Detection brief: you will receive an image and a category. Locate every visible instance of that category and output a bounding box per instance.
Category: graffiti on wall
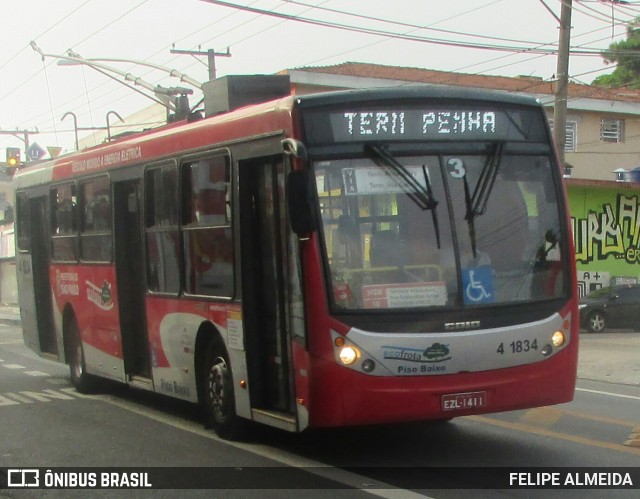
[577,270,610,298]
[571,193,640,264]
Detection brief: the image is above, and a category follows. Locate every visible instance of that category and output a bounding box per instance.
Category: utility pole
[0,129,39,152]
[553,0,572,167]
[170,46,231,81]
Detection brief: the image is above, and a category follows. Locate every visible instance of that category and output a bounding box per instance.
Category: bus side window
[54,185,76,233]
[79,176,112,262]
[145,165,180,294]
[16,192,31,251]
[182,154,234,297]
[51,183,78,261]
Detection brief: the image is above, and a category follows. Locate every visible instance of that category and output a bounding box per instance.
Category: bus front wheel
[202,341,245,440]
[68,317,97,393]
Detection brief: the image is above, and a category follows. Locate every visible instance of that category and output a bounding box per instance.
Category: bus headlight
[551,331,565,347]
[339,346,359,365]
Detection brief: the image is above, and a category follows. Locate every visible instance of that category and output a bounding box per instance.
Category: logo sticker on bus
[86,280,114,311]
[55,270,79,296]
[383,342,451,364]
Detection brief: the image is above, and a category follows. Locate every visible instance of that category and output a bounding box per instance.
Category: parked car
[579,284,640,333]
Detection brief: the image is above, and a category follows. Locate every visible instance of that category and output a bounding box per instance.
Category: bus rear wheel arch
[200,336,246,440]
[65,313,98,393]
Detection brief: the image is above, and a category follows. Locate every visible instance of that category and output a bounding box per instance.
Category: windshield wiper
[463,142,505,257]
[366,144,440,248]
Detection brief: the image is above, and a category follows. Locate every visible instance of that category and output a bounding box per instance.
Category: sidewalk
[0,304,20,326]
[577,331,640,387]
[0,307,637,386]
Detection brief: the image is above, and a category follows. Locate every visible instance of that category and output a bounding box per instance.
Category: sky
[2,0,639,158]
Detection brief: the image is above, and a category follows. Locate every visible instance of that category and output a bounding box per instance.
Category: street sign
[47,146,62,159]
[26,143,46,161]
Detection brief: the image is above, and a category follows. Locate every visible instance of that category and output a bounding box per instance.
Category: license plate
[441,391,487,412]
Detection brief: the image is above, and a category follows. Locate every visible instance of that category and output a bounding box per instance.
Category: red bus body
[14,86,578,436]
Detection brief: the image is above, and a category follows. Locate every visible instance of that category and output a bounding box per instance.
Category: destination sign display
[303,105,546,145]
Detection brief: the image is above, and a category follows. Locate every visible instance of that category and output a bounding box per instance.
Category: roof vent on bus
[202,75,291,117]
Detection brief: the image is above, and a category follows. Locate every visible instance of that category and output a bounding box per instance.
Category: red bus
[13,84,578,438]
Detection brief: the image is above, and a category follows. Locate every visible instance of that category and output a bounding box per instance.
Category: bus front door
[239,156,294,419]
[22,196,57,357]
[113,179,150,380]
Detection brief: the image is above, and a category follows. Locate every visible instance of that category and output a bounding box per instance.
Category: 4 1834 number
[497,339,538,355]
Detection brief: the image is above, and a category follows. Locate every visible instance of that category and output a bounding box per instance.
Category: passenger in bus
[56,192,75,234]
[336,214,361,265]
[369,230,403,268]
[332,215,360,307]
[92,195,110,230]
[195,188,228,226]
[531,229,562,297]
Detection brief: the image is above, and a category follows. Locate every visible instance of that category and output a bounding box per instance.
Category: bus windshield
[315,149,567,311]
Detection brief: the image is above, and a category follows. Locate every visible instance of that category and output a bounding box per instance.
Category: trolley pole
[553,0,572,167]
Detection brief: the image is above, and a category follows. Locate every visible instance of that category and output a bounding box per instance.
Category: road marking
[547,406,637,428]
[626,429,640,448]
[96,394,431,498]
[576,387,640,401]
[519,407,562,428]
[47,378,70,386]
[24,370,50,377]
[3,364,25,369]
[0,340,22,345]
[0,388,86,406]
[17,389,75,402]
[469,415,640,456]
[0,395,19,406]
[4,392,35,403]
[515,405,640,449]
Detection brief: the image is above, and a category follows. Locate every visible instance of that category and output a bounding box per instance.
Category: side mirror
[287,169,317,236]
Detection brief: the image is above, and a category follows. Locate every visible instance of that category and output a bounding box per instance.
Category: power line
[199,0,640,56]
[7,0,640,148]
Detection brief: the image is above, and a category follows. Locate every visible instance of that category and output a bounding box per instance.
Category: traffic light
[6,147,21,168]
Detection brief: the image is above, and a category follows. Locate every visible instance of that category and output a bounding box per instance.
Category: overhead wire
[7,0,272,138]
[2,0,182,148]
[0,0,155,148]
[8,0,640,148]
[0,0,95,73]
[277,0,506,69]
[199,0,626,55]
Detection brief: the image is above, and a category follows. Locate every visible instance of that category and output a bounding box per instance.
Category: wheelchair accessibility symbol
[461,266,495,305]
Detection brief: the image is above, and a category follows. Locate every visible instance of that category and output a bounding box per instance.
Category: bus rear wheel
[202,341,245,440]
[68,316,97,393]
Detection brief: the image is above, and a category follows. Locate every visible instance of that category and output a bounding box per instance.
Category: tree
[592,18,640,88]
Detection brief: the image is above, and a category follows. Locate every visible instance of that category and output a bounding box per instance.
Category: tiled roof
[294,62,640,103]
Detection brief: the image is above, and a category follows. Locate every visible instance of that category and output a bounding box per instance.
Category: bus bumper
[307,347,577,428]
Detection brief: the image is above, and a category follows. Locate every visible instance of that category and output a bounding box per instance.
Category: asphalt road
[0,323,638,498]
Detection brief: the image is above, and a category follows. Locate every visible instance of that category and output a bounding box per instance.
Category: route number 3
[447,158,465,178]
